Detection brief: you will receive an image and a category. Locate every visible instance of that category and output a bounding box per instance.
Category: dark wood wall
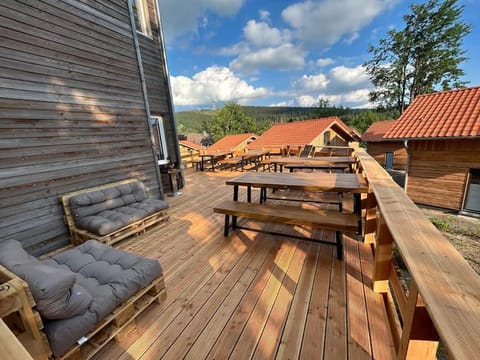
[407,139,480,211]
[366,142,408,170]
[0,0,169,254]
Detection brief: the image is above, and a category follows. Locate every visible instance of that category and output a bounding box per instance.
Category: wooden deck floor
[94,169,395,360]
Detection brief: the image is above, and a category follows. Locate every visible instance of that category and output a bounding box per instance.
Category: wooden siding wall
[366,142,408,170]
[0,0,163,254]
[407,139,480,211]
[139,0,180,169]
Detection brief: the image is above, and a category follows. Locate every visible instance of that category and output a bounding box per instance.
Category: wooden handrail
[356,149,480,360]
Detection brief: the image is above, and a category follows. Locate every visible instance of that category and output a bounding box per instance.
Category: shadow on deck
[94,169,395,360]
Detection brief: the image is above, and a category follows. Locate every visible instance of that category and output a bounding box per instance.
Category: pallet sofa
[60,179,169,246]
[0,239,166,359]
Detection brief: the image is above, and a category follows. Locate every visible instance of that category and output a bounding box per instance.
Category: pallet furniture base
[0,265,166,360]
[60,179,169,246]
[213,200,358,259]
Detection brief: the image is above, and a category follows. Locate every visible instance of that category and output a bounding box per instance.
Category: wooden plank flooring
[93,169,395,360]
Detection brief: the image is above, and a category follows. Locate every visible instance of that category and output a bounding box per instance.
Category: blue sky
[157,0,480,111]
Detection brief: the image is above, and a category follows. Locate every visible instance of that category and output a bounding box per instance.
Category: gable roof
[248,117,360,149]
[179,140,205,151]
[384,87,480,140]
[361,120,397,142]
[207,133,257,152]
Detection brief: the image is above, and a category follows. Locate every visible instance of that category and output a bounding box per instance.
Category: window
[385,152,394,170]
[150,116,169,165]
[464,169,480,213]
[323,131,331,145]
[132,0,151,36]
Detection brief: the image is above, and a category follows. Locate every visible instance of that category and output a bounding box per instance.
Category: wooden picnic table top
[268,156,357,165]
[201,151,233,159]
[226,172,368,193]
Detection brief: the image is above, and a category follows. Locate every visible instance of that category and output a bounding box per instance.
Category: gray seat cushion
[41,240,162,357]
[69,181,168,235]
[0,240,92,320]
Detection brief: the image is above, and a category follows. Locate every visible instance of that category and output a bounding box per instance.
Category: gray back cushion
[0,240,92,320]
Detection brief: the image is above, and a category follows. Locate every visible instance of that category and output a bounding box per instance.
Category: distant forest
[175,105,398,136]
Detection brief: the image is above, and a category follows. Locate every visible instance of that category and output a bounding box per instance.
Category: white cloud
[282,0,398,45]
[259,9,270,21]
[294,74,329,92]
[230,43,305,73]
[159,0,245,42]
[243,20,290,48]
[170,66,269,106]
[297,95,318,107]
[317,58,335,67]
[270,100,295,107]
[329,65,370,89]
[343,32,360,44]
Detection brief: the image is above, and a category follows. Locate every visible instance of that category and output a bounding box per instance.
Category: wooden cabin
[248,117,360,155]
[384,87,480,213]
[0,0,181,254]
[179,140,205,168]
[362,120,408,170]
[207,133,257,154]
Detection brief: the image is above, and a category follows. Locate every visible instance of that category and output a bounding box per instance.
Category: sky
[157,0,480,111]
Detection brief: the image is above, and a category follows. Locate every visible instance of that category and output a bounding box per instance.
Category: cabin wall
[138,0,181,187]
[366,142,407,170]
[407,139,480,211]
[0,0,169,254]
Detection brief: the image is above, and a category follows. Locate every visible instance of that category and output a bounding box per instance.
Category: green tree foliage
[341,109,400,134]
[202,103,257,142]
[364,0,471,112]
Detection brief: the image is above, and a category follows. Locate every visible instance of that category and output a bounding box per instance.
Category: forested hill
[175,106,398,135]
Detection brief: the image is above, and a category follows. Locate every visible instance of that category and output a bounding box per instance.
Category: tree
[364,0,471,112]
[202,103,257,142]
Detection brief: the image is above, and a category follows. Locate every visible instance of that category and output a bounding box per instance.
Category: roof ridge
[415,86,480,99]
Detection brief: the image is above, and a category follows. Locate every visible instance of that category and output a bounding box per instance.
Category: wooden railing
[356,149,480,360]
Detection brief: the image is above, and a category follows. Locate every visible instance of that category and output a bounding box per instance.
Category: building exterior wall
[0,0,176,254]
[407,139,480,211]
[366,142,408,170]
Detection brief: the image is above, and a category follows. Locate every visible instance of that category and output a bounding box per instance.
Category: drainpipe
[153,0,184,188]
[127,0,165,198]
[404,139,409,192]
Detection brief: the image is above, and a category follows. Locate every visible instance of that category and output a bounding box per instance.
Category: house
[362,120,408,170]
[207,133,257,154]
[383,87,480,213]
[179,140,205,168]
[0,0,180,254]
[247,117,360,154]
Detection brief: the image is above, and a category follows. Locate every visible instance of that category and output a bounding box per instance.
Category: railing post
[363,190,377,244]
[373,212,392,293]
[397,280,439,359]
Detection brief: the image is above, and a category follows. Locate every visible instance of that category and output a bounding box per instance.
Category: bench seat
[213,200,358,259]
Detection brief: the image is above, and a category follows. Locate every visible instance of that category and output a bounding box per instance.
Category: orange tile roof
[361,120,397,142]
[248,117,359,149]
[207,133,257,152]
[384,87,480,139]
[179,140,205,151]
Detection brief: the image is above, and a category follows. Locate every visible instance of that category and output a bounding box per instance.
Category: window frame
[150,116,169,165]
[133,0,152,37]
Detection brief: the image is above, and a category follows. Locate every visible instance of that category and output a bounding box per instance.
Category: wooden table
[199,151,233,171]
[268,156,357,172]
[226,172,368,232]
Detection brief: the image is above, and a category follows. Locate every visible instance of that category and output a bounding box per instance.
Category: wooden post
[363,190,377,244]
[372,213,392,293]
[397,280,439,359]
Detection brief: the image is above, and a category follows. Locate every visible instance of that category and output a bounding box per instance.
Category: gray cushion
[0,240,92,320]
[42,240,162,356]
[69,181,168,235]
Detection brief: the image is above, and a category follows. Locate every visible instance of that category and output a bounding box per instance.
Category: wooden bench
[60,179,169,246]
[213,200,358,259]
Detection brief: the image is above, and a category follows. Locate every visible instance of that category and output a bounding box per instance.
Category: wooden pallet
[60,179,169,246]
[1,265,166,360]
[0,266,52,360]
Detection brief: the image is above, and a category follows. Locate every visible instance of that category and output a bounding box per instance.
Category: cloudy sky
[157,0,480,111]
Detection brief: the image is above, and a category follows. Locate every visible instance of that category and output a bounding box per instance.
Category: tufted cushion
[0,240,92,320]
[69,181,168,235]
[41,240,162,356]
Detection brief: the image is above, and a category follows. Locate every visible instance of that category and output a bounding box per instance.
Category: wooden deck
[93,169,395,360]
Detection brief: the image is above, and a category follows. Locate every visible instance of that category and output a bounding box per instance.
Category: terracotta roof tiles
[361,120,397,142]
[384,87,480,139]
[207,133,257,152]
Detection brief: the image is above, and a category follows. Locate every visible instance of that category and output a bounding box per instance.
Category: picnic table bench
[214,200,358,259]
